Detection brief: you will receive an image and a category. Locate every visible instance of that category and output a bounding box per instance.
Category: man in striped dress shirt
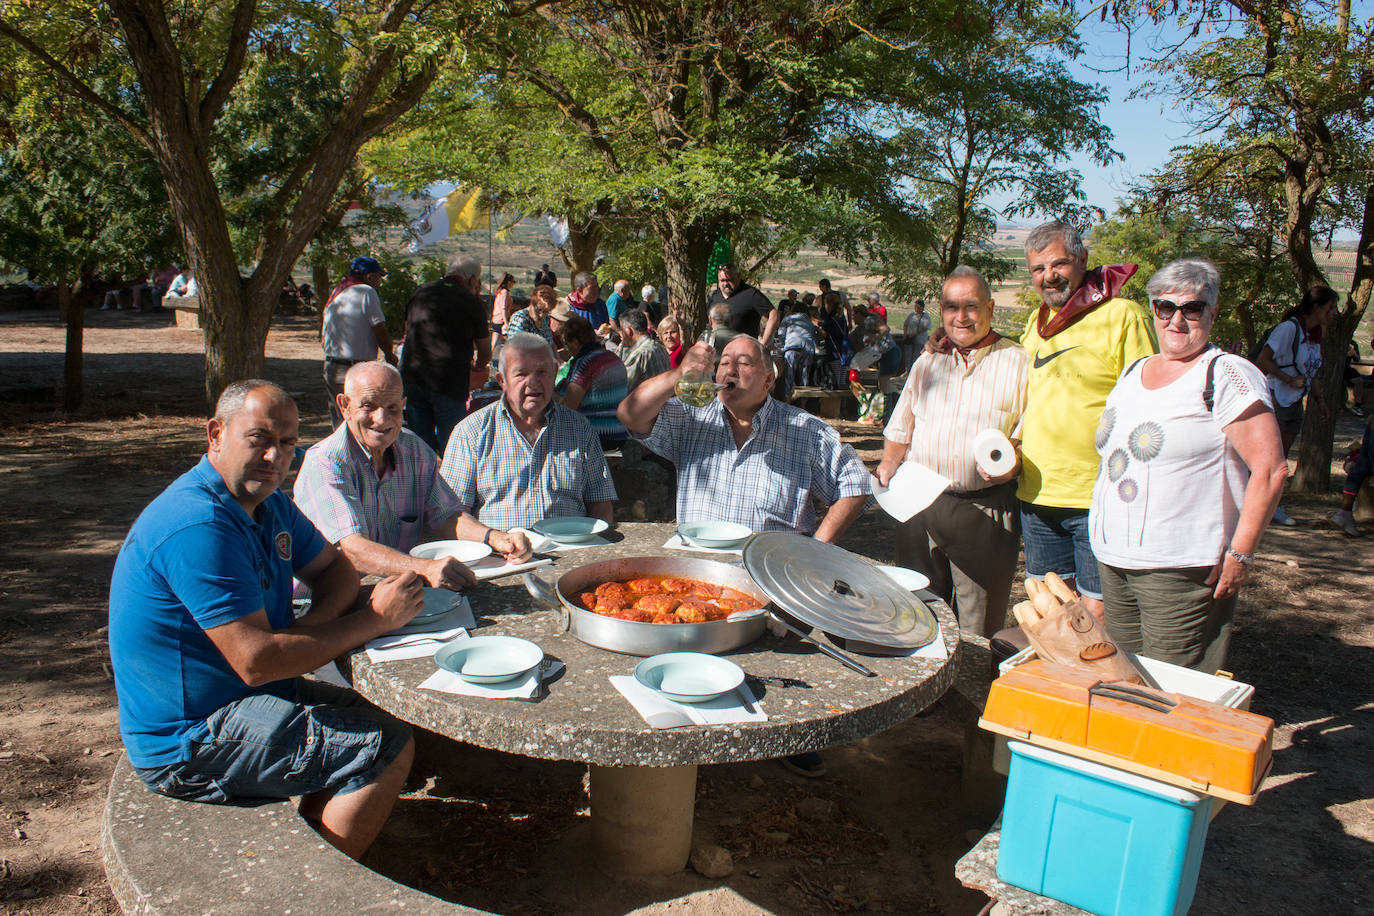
[875,267,1029,638]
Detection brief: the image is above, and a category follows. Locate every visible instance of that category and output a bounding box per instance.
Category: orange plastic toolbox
[979,659,1273,804]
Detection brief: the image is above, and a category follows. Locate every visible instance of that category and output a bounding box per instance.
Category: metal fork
[531,658,556,700]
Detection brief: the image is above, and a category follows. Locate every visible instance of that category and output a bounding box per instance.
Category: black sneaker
[780,752,827,777]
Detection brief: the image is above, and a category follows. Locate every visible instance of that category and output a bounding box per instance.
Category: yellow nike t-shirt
[1017,297,1158,508]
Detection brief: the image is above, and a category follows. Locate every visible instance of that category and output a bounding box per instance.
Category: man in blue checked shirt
[618,336,871,542]
[440,333,617,529]
[619,336,871,779]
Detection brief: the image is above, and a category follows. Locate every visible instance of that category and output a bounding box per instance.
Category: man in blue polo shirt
[109,380,424,860]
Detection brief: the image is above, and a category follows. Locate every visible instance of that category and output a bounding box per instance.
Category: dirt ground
[1,308,1370,915]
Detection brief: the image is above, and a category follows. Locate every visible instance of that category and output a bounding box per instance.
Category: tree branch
[519,63,623,173]
[0,19,151,149]
[198,0,258,133]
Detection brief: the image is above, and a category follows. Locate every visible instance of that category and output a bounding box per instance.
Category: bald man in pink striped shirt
[875,267,1028,637]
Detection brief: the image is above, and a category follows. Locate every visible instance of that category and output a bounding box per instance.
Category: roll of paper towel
[974,429,1016,477]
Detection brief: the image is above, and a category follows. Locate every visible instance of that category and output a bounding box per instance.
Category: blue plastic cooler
[998,741,1212,916]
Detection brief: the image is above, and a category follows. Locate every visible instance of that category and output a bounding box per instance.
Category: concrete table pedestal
[589,763,698,874]
[344,523,960,877]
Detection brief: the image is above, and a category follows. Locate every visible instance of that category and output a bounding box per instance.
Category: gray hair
[343,360,402,392]
[641,284,656,301]
[708,303,729,325]
[1145,258,1220,308]
[621,309,649,334]
[446,254,481,281]
[573,271,597,291]
[1025,220,1087,263]
[501,331,556,367]
[944,265,992,302]
[214,379,292,422]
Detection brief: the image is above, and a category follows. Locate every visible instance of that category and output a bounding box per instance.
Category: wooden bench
[789,386,855,418]
[103,754,490,914]
[166,294,201,329]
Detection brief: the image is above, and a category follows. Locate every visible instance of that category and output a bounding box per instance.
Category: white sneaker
[1272,506,1298,526]
[1330,510,1361,537]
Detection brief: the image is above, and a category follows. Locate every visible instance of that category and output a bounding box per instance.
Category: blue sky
[1024,17,1202,222]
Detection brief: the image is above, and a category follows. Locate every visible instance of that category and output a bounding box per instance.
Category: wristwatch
[1227,548,1253,566]
[482,528,496,548]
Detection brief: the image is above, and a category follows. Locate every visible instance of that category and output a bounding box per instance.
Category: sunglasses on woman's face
[1151,299,1208,322]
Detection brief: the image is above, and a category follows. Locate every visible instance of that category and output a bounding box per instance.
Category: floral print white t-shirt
[1089,348,1272,570]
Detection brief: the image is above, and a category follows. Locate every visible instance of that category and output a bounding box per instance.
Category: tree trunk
[1290,326,1348,493]
[658,215,713,336]
[1292,182,1374,492]
[201,278,273,401]
[107,0,434,407]
[58,278,83,413]
[312,263,331,311]
[562,217,601,279]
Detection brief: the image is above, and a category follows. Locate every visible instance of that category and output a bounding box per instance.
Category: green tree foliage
[1093,178,1295,352]
[0,0,476,402]
[370,1,1111,322]
[0,92,178,410]
[860,4,1117,301]
[1122,0,1374,491]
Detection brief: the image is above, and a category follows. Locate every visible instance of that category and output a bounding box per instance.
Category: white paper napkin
[469,555,554,581]
[419,660,564,700]
[609,675,767,728]
[543,535,610,550]
[661,533,744,555]
[872,462,949,522]
[365,626,469,663]
[510,526,610,551]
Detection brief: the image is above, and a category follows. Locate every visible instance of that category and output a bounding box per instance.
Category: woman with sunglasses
[1087,259,1287,672]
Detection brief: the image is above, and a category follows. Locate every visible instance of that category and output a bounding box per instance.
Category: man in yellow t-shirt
[1017,222,1158,619]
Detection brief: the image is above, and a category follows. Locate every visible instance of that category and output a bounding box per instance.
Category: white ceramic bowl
[434,636,544,685]
[409,540,493,564]
[677,521,753,549]
[531,516,609,544]
[634,652,745,704]
[876,565,931,592]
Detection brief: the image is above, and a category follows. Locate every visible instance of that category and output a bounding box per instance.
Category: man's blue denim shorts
[1018,502,1102,600]
[135,680,411,804]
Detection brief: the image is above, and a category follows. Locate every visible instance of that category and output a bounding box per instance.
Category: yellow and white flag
[406,187,490,252]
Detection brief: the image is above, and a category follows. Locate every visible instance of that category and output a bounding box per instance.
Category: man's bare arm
[759,308,780,349]
[337,533,476,590]
[294,544,360,623]
[372,322,397,365]
[203,572,424,687]
[813,495,868,544]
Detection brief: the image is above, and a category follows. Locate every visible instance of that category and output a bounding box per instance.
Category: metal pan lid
[742,532,938,649]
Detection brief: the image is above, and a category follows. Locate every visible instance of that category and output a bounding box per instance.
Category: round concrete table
[341,522,960,874]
